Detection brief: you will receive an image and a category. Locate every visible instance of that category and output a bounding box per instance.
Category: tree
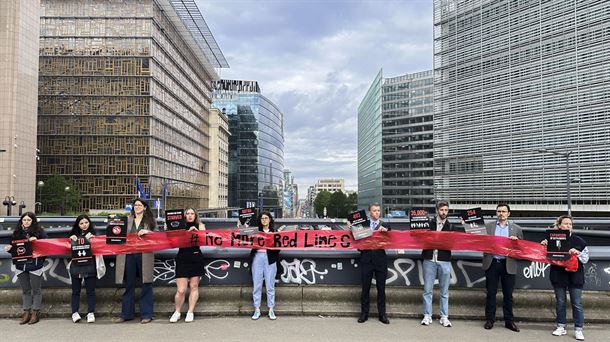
[39,174,81,214]
[345,192,358,213]
[328,190,347,218]
[313,190,332,218]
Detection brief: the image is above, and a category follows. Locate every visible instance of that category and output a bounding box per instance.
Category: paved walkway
[2,316,606,341]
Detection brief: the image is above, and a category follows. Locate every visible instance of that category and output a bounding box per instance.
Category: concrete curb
[1,286,609,323]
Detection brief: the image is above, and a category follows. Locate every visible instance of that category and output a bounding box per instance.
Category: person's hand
[378,226,388,232]
[509,236,518,240]
[29,237,37,241]
[236,222,240,228]
[569,248,581,255]
[540,239,548,246]
[346,222,352,229]
[85,233,93,239]
[70,235,78,241]
[3,245,11,252]
[460,218,466,225]
[188,226,198,232]
[137,229,150,236]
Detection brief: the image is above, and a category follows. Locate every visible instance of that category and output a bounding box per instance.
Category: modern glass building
[357,70,383,209]
[212,80,285,217]
[382,70,435,212]
[433,0,610,213]
[37,0,228,210]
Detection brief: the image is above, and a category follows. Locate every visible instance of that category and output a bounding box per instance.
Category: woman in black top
[68,215,97,323]
[3,212,47,324]
[169,207,206,323]
[249,211,280,320]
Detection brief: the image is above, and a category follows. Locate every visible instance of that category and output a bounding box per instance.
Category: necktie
[372,221,378,230]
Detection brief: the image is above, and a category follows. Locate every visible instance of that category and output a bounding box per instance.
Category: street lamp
[61,186,70,216]
[535,148,573,215]
[36,181,45,213]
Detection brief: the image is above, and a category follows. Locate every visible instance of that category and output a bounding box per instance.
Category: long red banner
[28,229,577,270]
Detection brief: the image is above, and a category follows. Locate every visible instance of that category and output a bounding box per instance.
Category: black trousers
[360,258,387,316]
[71,276,96,314]
[485,258,515,322]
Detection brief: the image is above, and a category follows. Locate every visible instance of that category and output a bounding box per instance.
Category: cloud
[197,0,433,198]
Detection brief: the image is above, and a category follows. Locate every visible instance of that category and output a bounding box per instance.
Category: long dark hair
[130,198,156,229]
[184,207,201,226]
[12,212,43,238]
[257,211,275,232]
[69,214,95,237]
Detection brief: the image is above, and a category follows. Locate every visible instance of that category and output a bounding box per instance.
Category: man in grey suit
[482,203,523,332]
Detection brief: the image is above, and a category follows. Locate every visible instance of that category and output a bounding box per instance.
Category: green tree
[328,190,347,218]
[313,190,332,218]
[39,174,81,214]
[345,192,358,213]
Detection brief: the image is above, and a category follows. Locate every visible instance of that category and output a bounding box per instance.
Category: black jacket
[249,225,280,265]
[360,220,391,266]
[421,218,464,261]
[13,228,48,272]
[550,234,587,288]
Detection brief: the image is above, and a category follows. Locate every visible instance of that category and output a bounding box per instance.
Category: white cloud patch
[197,0,433,197]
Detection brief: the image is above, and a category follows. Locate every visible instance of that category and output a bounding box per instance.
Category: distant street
[2,316,607,341]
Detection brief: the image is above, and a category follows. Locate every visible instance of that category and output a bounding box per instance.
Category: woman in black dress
[68,215,97,323]
[169,207,206,323]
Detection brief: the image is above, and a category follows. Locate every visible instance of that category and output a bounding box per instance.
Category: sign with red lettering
[106,216,127,244]
[348,210,371,240]
[71,237,93,266]
[238,208,257,236]
[165,209,186,231]
[461,207,486,234]
[546,229,570,260]
[10,239,33,266]
[409,208,431,230]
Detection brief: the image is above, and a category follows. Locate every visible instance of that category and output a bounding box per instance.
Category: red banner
[30,229,577,270]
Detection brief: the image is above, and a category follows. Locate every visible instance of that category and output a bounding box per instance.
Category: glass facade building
[37,0,227,210]
[433,0,610,213]
[212,80,285,217]
[382,70,435,212]
[358,70,383,209]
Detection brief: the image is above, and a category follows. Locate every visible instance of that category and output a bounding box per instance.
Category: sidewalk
[2,316,606,342]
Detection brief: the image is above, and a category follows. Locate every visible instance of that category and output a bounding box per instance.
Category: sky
[196,0,434,198]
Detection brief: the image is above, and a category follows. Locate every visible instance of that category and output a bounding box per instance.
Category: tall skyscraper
[0,0,40,214]
[212,80,285,217]
[434,0,610,213]
[208,108,230,217]
[37,0,228,210]
[358,69,435,214]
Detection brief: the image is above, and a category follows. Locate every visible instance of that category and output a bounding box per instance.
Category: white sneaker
[268,308,277,320]
[185,312,194,323]
[169,311,181,323]
[86,313,95,323]
[421,315,432,326]
[72,312,81,323]
[440,316,452,327]
[552,326,567,336]
[575,330,584,341]
[251,309,261,320]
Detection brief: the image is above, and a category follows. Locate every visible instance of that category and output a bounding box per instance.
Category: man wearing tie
[358,203,390,324]
[482,203,523,332]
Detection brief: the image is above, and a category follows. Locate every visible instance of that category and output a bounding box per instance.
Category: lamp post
[61,186,70,216]
[535,149,573,215]
[36,181,45,213]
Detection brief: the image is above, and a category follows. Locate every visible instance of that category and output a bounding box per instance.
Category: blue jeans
[423,259,451,317]
[121,253,154,320]
[252,252,277,309]
[554,286,584,330]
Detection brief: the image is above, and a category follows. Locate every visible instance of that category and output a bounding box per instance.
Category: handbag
[95,255,106,279]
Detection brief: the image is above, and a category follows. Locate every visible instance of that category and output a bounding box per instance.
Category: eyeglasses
[260,217,270,220]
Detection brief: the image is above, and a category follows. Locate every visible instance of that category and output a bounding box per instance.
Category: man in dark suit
[357,203,390,324]
[420,200,464,327]
[482,203,523,332]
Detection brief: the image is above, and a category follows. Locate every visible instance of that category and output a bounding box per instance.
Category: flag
[136,178,147,199]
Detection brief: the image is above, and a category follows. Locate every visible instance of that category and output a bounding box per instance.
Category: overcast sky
[196,0,434,198]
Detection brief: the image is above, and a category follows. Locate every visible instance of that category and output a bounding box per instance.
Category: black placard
[71,237,93,266]
[10,239,33,266]
[106,216,127,244]
[409,208,431,230]
[348,210,372,240]
[546,229,570,260]
[165,209,186,230]
[238,208,257,236]
[461,207,486,234]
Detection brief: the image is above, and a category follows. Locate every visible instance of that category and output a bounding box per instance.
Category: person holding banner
[114,198,157,324]
[356,203,390,324]
[482,203,523,332]
[169,207,206,323]
[541,215,589,341]
[249,211,280,320]
[3,212,47,324]
[420,200,464,327]
[68,215,97,323]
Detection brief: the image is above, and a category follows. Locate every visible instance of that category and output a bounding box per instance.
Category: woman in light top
[248,211,279,320]
[169,207,206,323]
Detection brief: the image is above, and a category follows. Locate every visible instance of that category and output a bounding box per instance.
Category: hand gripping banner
[28,229,577,271]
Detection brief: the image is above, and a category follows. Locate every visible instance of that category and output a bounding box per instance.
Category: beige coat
[115,215,156,284]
